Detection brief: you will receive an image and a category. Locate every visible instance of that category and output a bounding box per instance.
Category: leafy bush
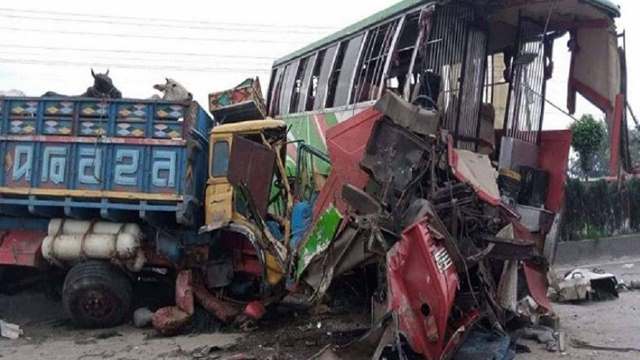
[560,179,636,241]
[570,115,606,179]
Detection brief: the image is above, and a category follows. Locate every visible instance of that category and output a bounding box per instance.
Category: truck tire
[63,261,132,328]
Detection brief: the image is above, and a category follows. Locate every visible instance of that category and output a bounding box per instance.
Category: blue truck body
[0,97,213,228]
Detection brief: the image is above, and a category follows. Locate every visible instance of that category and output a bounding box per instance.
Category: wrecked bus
[0,97,298,330]
[267,0,629,358]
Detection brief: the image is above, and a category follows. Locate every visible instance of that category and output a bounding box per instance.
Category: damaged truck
[266,0,629,358]
[0,92,312,331]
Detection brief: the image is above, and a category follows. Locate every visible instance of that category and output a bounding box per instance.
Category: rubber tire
[62,261,132,329]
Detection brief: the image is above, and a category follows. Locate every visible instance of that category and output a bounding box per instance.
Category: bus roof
[273,0,620,67]
[211,119,286,134]
[274,0,428,67]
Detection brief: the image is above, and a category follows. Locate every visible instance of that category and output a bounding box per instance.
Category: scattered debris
[133,308,154,328]
[551,269,619,302]
[571,338,640,353]
[453,328,515,360]
[518,326,565,352]
[0,319,23,340]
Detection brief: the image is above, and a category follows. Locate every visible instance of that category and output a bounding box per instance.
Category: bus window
[352,20,400,104]
[298,53,318,113]
[290,56,311,114]
[306,50,325,111]
[386,12,420,96]
[313,45,339,110]
[269,67,285,116]
[332,34,365,107]
[325,41,348,108]
[279,61,300,116]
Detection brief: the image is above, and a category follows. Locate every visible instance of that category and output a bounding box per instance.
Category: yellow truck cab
[203,119,291,292]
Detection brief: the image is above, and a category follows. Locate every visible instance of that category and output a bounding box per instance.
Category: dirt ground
[2,260,640,360]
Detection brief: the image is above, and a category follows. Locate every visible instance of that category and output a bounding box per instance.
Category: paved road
[522,260,640,360]
[2,260,640,359]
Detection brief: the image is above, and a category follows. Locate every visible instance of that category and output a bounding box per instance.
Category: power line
[1,50,271,67]
[0,43,277,61]
[0,25,307,45]
[0,7,336,31]
[2,49,271,67]
[0,12,328,35]
[0,57,271,73]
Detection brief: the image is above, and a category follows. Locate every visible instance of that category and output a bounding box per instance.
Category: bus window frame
[305,50,324,112]
[314,44,340,110]
[279,60,300,116]
[332,33,366,108]
[351,18,403,104]
[269,66,286,116]
[295,54,317,113]
[377,16,406,100]
[270,3,437,116]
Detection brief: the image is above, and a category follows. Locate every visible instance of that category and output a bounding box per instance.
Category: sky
[0,0,637,130]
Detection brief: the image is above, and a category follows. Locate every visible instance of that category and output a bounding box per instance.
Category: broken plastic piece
[0,320,23,340]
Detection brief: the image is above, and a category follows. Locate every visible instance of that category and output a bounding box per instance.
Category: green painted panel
[295,206,342,279]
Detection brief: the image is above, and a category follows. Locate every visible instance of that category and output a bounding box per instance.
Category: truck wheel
[63,261,132,328]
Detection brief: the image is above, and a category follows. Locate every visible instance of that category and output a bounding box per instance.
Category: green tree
[570,114,606,179]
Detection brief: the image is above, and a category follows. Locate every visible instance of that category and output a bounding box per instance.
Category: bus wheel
[63,261,132,328]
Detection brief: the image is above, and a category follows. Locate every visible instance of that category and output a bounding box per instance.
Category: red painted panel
[537,130,572,213]
[523,262,553,312]
[0,230,46,267]
[312,107,381,219]
[609,94,625,178]
[387,220,459,359]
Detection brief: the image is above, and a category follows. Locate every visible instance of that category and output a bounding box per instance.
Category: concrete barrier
[554,234,640,266]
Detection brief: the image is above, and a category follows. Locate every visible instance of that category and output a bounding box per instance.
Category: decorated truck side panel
[0,98,212,227]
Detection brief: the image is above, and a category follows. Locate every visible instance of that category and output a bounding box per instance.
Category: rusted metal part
[243,301,266,320]
[152,306,191,336]
[302,224,377,301]
[483,235,538,261]
[374,91,439,136]
[387,219,459,360]
[0,230,46,267]
[228,135,276,218]
[175,270,195,315]
[523,262,552,312]
[192,279,241,323]
[341,184,382,216]
[361,118,430,195]
[447,139,501,207]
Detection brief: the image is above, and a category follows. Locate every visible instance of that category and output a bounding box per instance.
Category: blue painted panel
[0,97,214,227]
[149,147,181,194]
[36,143,73,189]
[4,142,35,188]
[75,145,107,190]
[111,146,145,192]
